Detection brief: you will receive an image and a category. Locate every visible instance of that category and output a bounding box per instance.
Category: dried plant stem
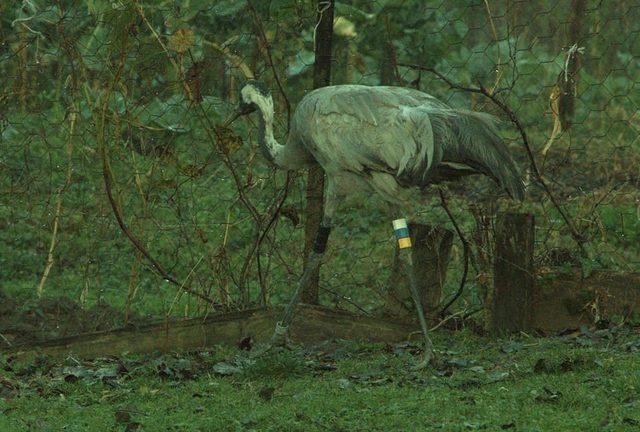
[246,0,292,130]
[37,110,77,298]
[438,189,471,316]
[125,149,148,322]
[483,0,503,93]
[18,26,29,111]
[167,255,205,317]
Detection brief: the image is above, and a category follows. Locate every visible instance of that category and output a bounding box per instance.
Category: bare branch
[438,189,471,316]
[246,0,292,132]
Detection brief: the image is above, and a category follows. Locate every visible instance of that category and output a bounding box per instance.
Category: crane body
[236,81,525,367]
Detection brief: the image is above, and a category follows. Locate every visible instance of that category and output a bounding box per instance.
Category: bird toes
[250,333,296,359]
[409,359,430,371]
[410,350,435,371]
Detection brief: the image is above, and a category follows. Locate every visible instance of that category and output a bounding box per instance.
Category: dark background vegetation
[1,0,639,334]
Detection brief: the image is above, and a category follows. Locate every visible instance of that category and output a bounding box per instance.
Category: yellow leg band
[398,237,412,249]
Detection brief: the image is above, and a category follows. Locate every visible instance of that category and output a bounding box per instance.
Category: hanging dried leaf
[168,28,195,53]
[333,16,357,38]
[280,206,300,227]
[541,85,562,156]
[215,126,242,155]
[180,163,205,179]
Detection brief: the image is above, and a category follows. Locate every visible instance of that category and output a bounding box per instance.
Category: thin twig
[483,0,503,93]
[203,39,255,80]
[438,189,470,316]
[320,284,371,316]
[135,3,263,228]
[167,254,206,317]
[383,16,402,85]
[405,310,467,339]
[37,108,76,297]
[0,332,12,347]
[256,173,292,305]
[246,0,292,131]
[430,309,465,332]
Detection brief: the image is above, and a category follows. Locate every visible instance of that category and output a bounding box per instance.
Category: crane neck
[255,95,284,166]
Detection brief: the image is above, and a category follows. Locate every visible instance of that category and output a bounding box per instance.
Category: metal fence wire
[0,1,638,335]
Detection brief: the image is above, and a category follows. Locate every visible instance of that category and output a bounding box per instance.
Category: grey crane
[229,81,524,367]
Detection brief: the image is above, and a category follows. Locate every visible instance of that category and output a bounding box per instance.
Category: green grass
[2,329,639,431]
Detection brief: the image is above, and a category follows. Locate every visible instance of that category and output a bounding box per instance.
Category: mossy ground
[2,328,639,431]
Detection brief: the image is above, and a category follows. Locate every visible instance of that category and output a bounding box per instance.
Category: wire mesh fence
[0,0,638,342]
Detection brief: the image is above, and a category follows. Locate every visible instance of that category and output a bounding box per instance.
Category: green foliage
[0,0,638,326]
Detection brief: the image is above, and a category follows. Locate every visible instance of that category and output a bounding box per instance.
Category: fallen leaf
[533,387,562,403]
[237,336,253,351]
[212,362,242,376]
[62,366,91,382]
[500,341,523,354]
[487,372,509,383]
[94,367,119,381]
[337,378,352,390]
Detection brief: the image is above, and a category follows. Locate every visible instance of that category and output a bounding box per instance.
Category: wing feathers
[292,85,524,200]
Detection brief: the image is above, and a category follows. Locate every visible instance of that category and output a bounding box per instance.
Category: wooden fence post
[385,223,453,321]
[491,213,536,334]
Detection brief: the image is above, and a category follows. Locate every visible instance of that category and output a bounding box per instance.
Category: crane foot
[410,360,429,371]
[409,343,434,371]
[250,323,296,358]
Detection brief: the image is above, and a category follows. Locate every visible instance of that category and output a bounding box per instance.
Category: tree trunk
[470,204,495,330]
[379,17,400,86]
[491,213,536,334]
[385,224,453,321]
[302,0,334,304]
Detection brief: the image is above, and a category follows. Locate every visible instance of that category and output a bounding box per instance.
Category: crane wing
[292,85,524,200]
[294,85,444,182]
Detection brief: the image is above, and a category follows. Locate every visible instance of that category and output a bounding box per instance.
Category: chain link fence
[1,0,638,343]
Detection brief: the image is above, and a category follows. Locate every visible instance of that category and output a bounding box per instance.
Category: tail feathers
[438,109,525,201]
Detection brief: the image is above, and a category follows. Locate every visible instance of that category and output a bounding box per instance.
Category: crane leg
[393,218,433,369]
[268,187,337,349]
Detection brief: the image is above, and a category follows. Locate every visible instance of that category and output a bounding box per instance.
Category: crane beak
[221,103,256,127]
[221,110,242,128]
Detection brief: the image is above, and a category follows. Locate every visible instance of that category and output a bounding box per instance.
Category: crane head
[223,81,271,127]
[239,80,271,113]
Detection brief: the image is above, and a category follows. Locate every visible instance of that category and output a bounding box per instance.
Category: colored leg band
[394,227,410,239]
[313,226,331,253]
[274,321,288,337]
[392,218,412,249]
[398,237,412,249]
